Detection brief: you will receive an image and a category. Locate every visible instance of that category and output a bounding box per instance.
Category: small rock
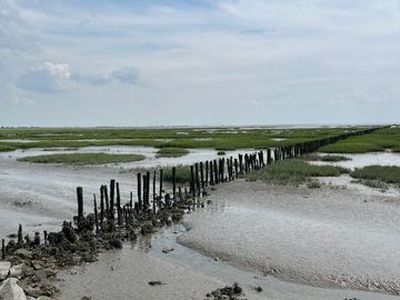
[254,286,263,292]
[161,248,174,254]
[0,261,11,280]
[0,278,27,300]
[37,296,55,300]
[10,264,24,279]
[148,281,163,286]
[14,249,33,260]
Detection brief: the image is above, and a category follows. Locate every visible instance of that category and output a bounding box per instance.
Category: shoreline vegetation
[18,153,146,165]
[320,126,400,153]
[302,153,351,162]
[0,126,374,152]
[155,147,190,158]
[246,159,349,185]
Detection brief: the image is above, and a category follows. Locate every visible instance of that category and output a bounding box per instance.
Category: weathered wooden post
[146,171,151,209]
[214,159,219,184]
[190,165,195,197]
[209,160,214,185]
[195,163,200,196]
[234,158,239,179]
[153,171,156,214]
[205,161,209,186]
[171,167,175,199]
[77,187,84,227]
[116,182,122,226]
[239,154,243,174]
[100,186,105,225]
[200,161,205,189]
[137,173,142,211]
[109,180,115,219]
[159,169,164,207]
[93,193,99,233]
[1,239,5,260]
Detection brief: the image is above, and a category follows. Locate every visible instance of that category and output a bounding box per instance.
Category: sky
[1,0,400,127]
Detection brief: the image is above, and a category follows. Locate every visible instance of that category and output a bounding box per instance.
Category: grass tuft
[351,165,400,184]
[246,159,349,185]
[303,153,350,162]
[156,147,189,158]
[18,153,145,165]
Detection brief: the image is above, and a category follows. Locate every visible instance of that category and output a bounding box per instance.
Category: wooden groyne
[0,126,382,299]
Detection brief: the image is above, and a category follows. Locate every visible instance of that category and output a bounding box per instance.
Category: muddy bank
[57,224,398,300]
[179,180,400,295]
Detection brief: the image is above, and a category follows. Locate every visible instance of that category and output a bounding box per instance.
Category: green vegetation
[351,165,400,184]
[302,153,350,162]
[320,126,400,153]
[246,159,349,185]
[0,126,364,152]
[156,147,189,158]
[18,153,145,165]
[163,165,192,183]
[0,145,16,152]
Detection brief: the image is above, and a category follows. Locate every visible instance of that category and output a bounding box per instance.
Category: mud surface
[58,224,398,300]
[179,180,400,295]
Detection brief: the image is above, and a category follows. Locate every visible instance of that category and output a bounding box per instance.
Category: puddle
[312,152,400,170]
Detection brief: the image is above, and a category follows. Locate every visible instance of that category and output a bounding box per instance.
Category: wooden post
[230,157,233,180]
[137,173,142,211]
[190,165,195,197]
[209,160,214,185]
[77,186,84,221]
[116,182,122,226]
[1,239,5,260]
[104,185,109,218]
[109,180,115,219]
[171,167,175,199]
[44,230,47,245]
[146,171,151,209]
[214,159,219,184]
[205,161,209,186]
[129,191,133,211]
[239,154,243,174]
[100,186,105,224]
[195,163,200,196]
[159,169,164,208]
[93,194,99,233]
[234,158,239,179]
[200,161,205,189]
[153,170,156,214]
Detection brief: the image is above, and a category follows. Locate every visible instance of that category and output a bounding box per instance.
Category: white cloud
[17,62,74,93]
[17,62,140,93]
[111,66,139,84]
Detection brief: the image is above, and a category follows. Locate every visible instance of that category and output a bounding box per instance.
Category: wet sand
[58,179,400,299]
[179,180,400,295]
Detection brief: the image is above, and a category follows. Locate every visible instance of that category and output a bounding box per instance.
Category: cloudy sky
[1,0,400,126]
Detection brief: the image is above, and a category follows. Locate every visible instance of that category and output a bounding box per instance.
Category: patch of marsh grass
[156,147,189,158]
[351,165,400,184]
[18,153,145,165]
[246,159,349,185]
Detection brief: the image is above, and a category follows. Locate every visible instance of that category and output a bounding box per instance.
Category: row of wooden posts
[1,126,383,259]
[75,126,382,232]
